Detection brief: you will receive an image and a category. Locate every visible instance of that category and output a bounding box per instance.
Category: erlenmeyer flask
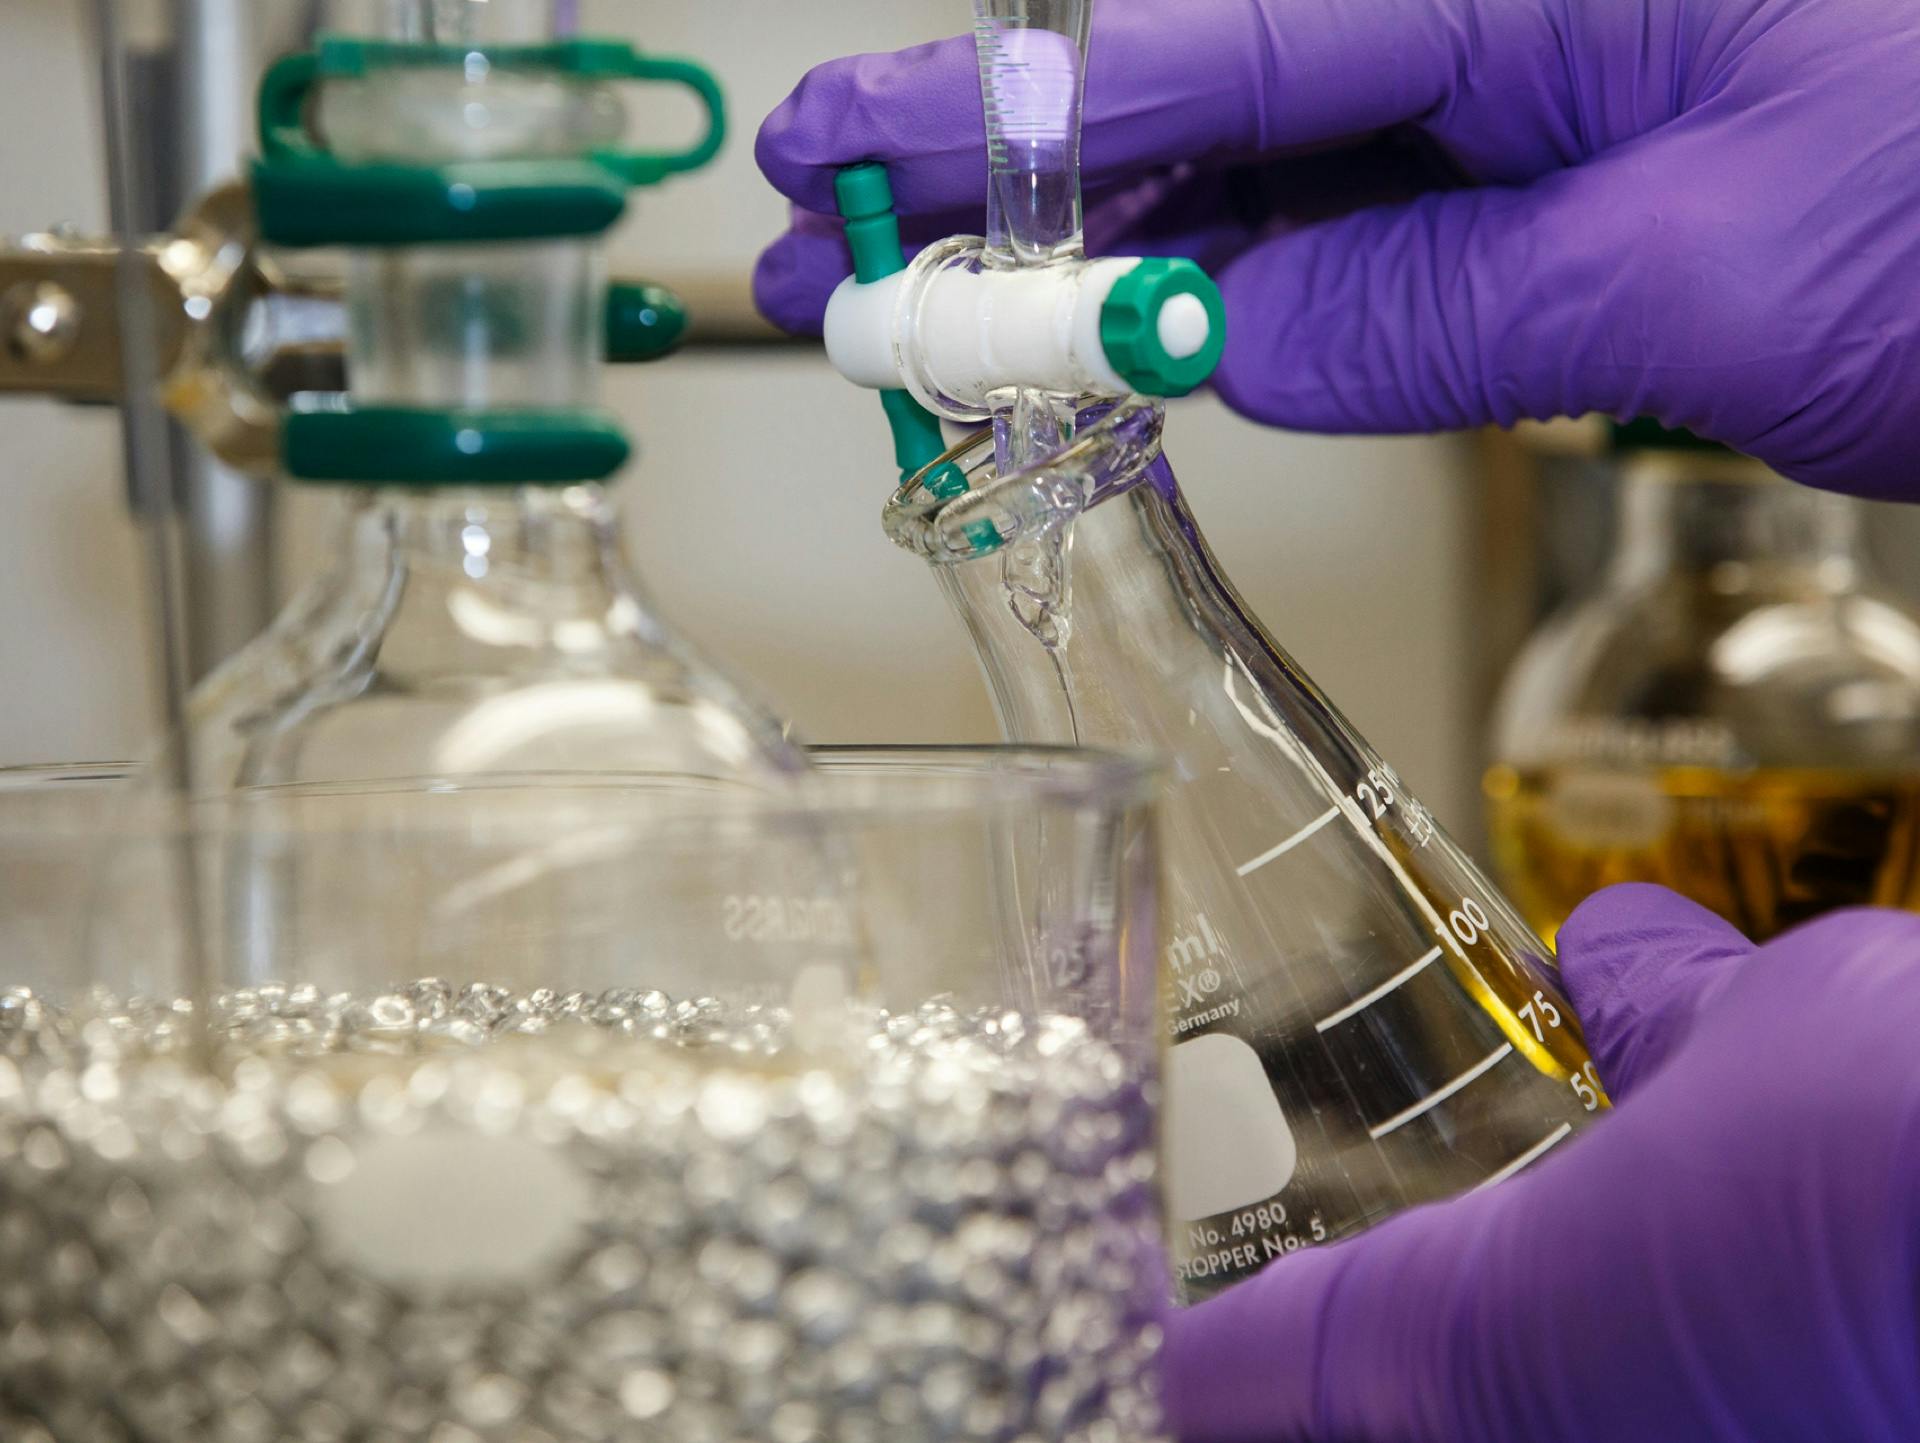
[886,403,1608,1301]
[183,0,804,795]
[819,0,1604,1301]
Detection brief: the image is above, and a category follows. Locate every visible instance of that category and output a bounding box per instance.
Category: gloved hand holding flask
[756,0,1920,500]
[1164,884,1920,1443]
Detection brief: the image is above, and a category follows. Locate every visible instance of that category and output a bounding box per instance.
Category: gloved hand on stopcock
[1161,883,1920,1443]
[753,0,1920,501]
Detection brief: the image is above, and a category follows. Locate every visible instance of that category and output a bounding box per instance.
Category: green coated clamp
[284,408,632,486]
[254,38,726,247]
[252,157,633,248]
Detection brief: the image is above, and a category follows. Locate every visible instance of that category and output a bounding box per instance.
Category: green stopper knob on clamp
[1099,258,1228,399]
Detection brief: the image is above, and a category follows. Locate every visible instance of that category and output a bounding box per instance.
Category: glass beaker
[887,403,1605,1302]
[0,747,1167,1443]
[1488,440,1920,942]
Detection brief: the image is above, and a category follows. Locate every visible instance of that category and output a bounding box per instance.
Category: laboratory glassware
[0,747,1167,1443]
[1488,430,1920,942]
[829,0,1607,1302]
[182,0,805,794]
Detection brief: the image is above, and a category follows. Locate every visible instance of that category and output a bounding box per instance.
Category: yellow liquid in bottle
[1485,765,1920,944]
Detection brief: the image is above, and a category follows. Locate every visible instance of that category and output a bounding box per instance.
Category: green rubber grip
[285,408,631,486]
[252,157,632,248]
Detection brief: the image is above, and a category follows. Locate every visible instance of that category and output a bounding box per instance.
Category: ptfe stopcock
[823,164,1227,426]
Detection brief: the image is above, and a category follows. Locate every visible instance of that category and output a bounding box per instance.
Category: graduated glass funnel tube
[973,0,1090,268]
[972,0,1092,472]
[887,403,1609,1303]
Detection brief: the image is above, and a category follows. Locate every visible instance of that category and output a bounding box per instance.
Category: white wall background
[0,0,1487,832]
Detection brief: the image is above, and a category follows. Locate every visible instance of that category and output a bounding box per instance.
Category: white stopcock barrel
[824,239,1227,422]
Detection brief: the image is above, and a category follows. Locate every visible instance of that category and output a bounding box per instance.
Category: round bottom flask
[1489,440,1920,943]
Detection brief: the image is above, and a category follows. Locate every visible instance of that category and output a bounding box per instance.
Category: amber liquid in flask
[889,404,1606,1301]
[1488,767,1920,944]
[1489,444,1920,944]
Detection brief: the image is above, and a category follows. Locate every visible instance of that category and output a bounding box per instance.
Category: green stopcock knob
[1100,258,1228,399]
[605,283,689,363]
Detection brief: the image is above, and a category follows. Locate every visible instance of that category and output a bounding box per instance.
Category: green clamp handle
[605,283,689,363]
[285,408,632,486]
[258,50,321,163]
[253,38,726,247]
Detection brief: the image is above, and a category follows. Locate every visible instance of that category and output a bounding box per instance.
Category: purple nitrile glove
[755,0,1920,501]
[1161,883,1920,1443]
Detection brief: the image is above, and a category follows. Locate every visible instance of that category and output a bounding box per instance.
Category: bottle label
[1539,716,1742,769]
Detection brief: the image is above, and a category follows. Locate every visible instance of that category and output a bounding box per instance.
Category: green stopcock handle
[834,166,949,483]
[834,164,999,554]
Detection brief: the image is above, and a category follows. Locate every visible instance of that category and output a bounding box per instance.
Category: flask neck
[940,459,1285,749]
[356,484,626,585]
[332,483,665,665]
[1608,454,1867,589]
